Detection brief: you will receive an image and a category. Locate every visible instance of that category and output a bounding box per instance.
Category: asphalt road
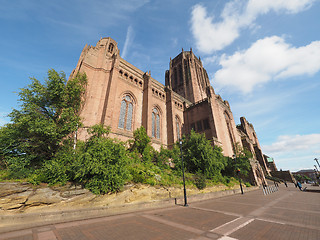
[1,183,319,240]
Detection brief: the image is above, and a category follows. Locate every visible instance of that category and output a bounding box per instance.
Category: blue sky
[1,0,319,172]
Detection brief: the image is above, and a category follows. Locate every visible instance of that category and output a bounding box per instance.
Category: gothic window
[174,68,178,88]
[203,118,210,130]
[178,64,183,85]
[176,116,181,139]
[224,112,235,146]
[118,95,134,131]
[108,43,114,53]
[152,108,160,139]
[196,121,203,132]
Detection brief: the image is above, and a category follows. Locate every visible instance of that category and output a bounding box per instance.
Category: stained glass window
[152,112,155,137]
[176,116,180,139]
[118,95,134,131]
[126,103,133,130]
[152,108,160,139]
[156,114,160,138]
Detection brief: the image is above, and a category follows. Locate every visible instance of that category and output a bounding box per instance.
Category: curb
[0,186,259,233]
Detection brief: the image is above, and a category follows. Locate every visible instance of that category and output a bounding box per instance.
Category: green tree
[222,144,252,177]
[176,130,225,179]
[71,124,128,194]
[129,126,151,155]
[0,69,87,177]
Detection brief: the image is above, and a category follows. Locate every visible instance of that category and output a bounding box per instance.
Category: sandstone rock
[0,182,31,198]
[0,190,33,210]
[25,188,65,207]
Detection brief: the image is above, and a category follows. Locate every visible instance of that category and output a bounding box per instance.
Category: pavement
[0,183,319,240]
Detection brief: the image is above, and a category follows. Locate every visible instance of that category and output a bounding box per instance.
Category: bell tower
[165,48,210,103]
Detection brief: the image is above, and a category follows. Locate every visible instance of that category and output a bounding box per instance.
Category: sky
[0,0,319,172]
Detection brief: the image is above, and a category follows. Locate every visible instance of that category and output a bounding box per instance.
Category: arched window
[118,95,133,131]
[224,112,235,146]
[152,108,160,139]
[176,116,181,139]
[108,43,114,53]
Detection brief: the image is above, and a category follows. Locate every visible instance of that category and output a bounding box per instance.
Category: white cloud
[263,134,320,154]
[214,36,320,93]
[190,0,315,53]
[121,25,135,59]
[0,112,10,126]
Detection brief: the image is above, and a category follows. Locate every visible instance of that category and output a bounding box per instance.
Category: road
[1,183,319,240]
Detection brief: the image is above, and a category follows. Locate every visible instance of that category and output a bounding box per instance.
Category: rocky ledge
[0,182,242,215]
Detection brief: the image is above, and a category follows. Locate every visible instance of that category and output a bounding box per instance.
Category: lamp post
[179,140,188,206]
[234,155,244,194]
[315,158,320,168]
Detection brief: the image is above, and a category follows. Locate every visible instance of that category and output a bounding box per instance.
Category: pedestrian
[284,181,288,187]
[297,181,302,191]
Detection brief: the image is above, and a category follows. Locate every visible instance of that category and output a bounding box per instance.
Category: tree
[222,144,252,177]
[0,69,87,177]
[129,126,151,155]
[176,130,225,179]
[71,124,128,194]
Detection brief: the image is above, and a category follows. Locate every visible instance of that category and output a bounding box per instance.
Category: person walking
[297,181,302,191]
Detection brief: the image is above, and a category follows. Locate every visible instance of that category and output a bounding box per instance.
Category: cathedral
[70,37,275,186]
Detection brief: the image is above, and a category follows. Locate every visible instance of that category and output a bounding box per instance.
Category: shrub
[71,125,129,194]
[176,130,225,179]
[194,171,206,190]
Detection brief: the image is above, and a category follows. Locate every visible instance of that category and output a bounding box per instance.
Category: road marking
[217,236,238,240]
[255,217,286,225]
[189,206,242,217]
[211,217,254,236]
[210,217,242,232]
[224,218,254,236]
[141,214,204,235]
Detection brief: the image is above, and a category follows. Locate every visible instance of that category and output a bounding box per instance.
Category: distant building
[293,169,317,181]
[264,155,278,172]
[70,37,275,186]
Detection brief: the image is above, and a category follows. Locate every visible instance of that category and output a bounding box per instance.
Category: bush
[176,130,225,179]
[71,125,129,194]
[194,171,206,190]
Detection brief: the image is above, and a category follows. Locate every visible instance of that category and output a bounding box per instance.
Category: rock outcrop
[0,182,242,215]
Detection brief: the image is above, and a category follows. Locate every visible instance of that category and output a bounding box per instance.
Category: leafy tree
[71,124,129,194]
[129,126,150,155]
[222,144,252,177]
[0,69,87,177]
[176,130,225,179]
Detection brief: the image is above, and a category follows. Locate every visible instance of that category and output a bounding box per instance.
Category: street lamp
[315,158,320,168]
[234,155,244,194]
[179,140,188,206]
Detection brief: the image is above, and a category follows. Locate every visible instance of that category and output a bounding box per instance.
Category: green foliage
[294,174,312,182]
[30,141,75,185]
[194,171,206,190]
[129,126,150,155]
[176,130,225,179]
[222,144,252,178]
[0,70,87,177]
[71,125,128,194]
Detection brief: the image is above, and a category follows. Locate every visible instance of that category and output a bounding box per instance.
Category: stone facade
[70,37,275,186]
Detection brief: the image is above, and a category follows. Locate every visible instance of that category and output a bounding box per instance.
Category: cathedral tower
[165,49,210,103]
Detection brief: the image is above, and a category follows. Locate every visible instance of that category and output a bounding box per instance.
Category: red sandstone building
[71,37,274,186]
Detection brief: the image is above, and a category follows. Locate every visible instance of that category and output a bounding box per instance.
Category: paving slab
[0,183,319,240]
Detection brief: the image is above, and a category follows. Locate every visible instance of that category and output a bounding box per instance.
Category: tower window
[196,121,203,132]
[118,95,134,131]
[108,43,114,53]
[152,108,160,139]
[176,116,181,139]
[203,118,210,130]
